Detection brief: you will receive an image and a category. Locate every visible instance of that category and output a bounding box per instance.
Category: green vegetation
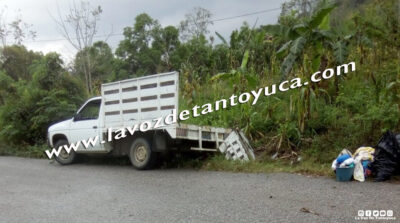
[0,0,399,175]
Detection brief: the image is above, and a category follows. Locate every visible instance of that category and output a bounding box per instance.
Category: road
[0,156,399,223]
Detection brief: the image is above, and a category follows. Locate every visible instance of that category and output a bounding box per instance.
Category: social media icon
[380,210,386,217]
[358,210,364,217]
[373,210,379,217]
[366,210,371,217]
[387,210,393,217]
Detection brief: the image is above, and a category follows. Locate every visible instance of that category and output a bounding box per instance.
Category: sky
[1,0,287,63]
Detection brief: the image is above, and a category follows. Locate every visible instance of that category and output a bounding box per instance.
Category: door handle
[93,126,98,129]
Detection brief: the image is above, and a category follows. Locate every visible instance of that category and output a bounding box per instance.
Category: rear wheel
[129,137,157,170]
[54,139,77,165]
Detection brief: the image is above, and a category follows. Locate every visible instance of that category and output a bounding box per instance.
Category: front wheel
[129,137,157,170]
[54,139,77,165]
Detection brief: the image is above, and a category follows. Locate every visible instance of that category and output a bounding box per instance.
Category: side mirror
[73,113,82,121]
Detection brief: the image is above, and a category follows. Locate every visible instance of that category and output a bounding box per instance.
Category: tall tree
[116,13,162,76]
[179,7,213,41]
[0,6,36,47]
[152,26,180,71]
[0,53,86,144]
[52,1,103,94]
[74,41,114,93]
[0,45,42,81]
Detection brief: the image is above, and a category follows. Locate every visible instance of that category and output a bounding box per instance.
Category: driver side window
[76,99,101,121]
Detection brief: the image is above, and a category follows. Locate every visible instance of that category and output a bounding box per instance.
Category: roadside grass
[0,143,333,176]
[163,153,333,176]
[201,155,333,176]
[0,143,47,158]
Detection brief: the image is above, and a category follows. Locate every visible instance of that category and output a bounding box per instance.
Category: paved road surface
[1,156,399,223]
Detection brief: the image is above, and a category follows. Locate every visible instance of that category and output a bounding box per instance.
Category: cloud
[28,40,76,62]
[1,0,287,62]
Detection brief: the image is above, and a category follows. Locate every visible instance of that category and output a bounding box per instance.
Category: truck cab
[48,97,104,150]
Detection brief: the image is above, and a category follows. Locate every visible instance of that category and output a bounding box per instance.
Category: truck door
[69,98,103,152]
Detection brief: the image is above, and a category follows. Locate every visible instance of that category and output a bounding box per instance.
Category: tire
[129,137,157,170]
[54,139,77,165]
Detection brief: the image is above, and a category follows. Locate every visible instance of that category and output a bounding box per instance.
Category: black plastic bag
[370,131,400,181]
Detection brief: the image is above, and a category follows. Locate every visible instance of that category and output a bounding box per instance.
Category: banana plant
[277,1,338,78]
[210,49,257,93]
[275,1,338,133]
[210,49,258,138]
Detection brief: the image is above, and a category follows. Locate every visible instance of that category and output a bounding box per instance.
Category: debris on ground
[300,207,320,216]
[218,129,255,161]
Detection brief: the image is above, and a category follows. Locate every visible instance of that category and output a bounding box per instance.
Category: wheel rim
[135,145,147,163]
[59,148,70,159]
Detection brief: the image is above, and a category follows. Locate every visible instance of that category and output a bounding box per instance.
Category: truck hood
[48,119,72,132]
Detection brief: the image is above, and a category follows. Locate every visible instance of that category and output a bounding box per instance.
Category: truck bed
[100,71,231,151]
[101,71,179,129]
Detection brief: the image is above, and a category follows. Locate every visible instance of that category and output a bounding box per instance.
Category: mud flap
[218,130,255,161]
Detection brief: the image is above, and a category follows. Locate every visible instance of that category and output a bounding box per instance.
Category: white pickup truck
[47,72,253,169]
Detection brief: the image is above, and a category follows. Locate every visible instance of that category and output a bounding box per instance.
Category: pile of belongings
[331,147,374,182]
[331,130,400,182]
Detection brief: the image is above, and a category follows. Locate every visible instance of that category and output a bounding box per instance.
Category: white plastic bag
[331,159,338,170]
[339,157,355,168]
